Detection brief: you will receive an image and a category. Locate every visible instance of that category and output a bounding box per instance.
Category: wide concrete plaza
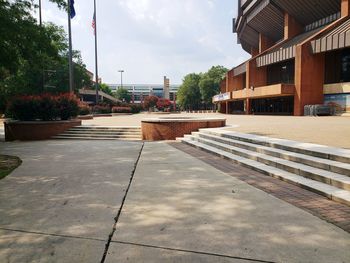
[82,113,350,149]
[0,139,349,262]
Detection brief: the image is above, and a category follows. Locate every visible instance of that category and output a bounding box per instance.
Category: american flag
[92,12,96,35]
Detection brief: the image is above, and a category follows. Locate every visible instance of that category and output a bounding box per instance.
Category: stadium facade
[109,84,180,104]
[215,0,350,115]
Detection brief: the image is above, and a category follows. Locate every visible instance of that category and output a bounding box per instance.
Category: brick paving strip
[168,142,350,233]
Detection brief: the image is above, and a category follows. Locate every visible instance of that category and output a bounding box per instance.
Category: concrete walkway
[0,141,349,262]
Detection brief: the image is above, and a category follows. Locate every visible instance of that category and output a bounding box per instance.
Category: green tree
[0,1,91,111]
[99,83,113,96]
[199,65,228,107]
[115,87,131,103]
[177,73,201,110]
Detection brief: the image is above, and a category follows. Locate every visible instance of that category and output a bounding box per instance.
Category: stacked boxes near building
[214,0,350,115]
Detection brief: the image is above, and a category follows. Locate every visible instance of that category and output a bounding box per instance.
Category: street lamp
[118,70,124,89]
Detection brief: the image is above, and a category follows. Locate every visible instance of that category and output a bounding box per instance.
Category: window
[267,60,295,85]
[341,49,350,83]
[325,48,350,84]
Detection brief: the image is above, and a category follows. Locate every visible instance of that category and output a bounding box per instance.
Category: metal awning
[311,19,350,54]
[256,27,323,67]
[233,62,247,76]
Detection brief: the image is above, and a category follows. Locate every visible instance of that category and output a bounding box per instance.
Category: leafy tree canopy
[0,0,92,111]
[199,65,228,105]
[115,87,131,103]
[177,73,201,110]
[99,83,113,96]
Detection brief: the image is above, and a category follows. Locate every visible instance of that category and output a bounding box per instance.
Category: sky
[38,0,250,85]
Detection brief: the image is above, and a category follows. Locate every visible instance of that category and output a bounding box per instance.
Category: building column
[294,44,325,116]
[245,99,251,115]
[225,101,229,114]
[284,12,303,40]
[251,47,259,57]
[341,0,350,17]
[259,33,274,53]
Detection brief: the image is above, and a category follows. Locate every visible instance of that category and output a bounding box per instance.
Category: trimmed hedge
[6,93,79,121]
[112,106,131,113]
[93,104,111,114]
[79,102,91,116]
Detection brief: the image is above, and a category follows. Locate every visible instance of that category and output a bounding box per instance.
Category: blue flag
[70,0,76,19]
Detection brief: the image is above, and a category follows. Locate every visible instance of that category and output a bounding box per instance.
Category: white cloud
[40,0,250,84]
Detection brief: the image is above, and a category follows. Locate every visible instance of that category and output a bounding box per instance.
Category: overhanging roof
[256,27,324,67]
[272,0,340,26]
[246,0,284,42]
[311,18,350,54]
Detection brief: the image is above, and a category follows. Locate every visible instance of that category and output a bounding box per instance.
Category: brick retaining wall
[4,119,82,141]
[142,120,226,140]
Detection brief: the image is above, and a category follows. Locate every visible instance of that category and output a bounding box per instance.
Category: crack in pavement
[0,227,106,242]
[111,240,277,263]
[100,142,145,263]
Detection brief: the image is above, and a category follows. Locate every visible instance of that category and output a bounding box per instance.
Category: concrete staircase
[178,128,350,206]
[52,126,142,141]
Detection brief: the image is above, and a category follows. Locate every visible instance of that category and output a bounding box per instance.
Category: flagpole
[67,0,74,93]
[39,0,42,26]
[94,0,99,104]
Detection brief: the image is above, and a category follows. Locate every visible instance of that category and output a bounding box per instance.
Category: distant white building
[108,84,180,104]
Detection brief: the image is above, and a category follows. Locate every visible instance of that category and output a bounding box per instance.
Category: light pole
[118,70,124,89]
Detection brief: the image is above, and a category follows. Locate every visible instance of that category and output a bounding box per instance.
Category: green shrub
[130,104,143,113]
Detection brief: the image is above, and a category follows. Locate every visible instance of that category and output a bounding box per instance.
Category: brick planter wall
[4,119,82,141]
[141,119,226,141]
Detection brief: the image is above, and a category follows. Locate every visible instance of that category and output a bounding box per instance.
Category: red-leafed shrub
[57,93,79,120]
[112,106,131,113]
[6,93,79,121]
[156,98,171,111]
[143,95,159,110]
[38,93,59,121]
[6,95,41,121]
[93,104,111,114]
[78,102,91,116]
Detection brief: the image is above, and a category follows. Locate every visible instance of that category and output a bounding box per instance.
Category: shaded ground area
[0,140,349,262]
[0,140,143,262]
[82,113,350,148]
[0,154,21,180]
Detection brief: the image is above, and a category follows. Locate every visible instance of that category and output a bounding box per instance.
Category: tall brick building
[215,0,350,115]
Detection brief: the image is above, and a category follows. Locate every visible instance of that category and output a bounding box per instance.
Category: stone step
[179,137,350,206]
[194,132,350,176]
[63,130,141,135]
[52,136,141,141]
[57,133,141,139]
[52,125,142,141]
[186,135,350,191]
[69,129,141,132]
[73,126,140,130]
[200,129,350,164]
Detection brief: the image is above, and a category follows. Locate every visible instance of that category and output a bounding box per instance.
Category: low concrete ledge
[4,119,81,141]
[77,115,93,120]
[141,117,226,141]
